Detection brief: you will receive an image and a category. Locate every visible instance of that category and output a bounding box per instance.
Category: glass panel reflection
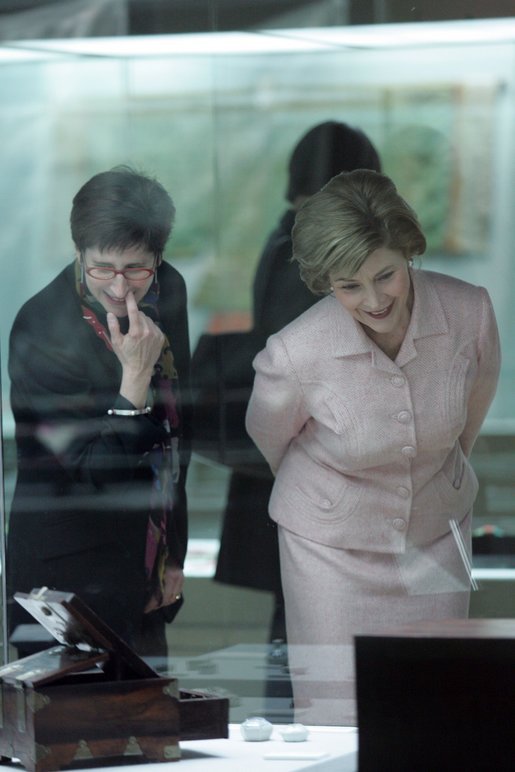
[0,19,514,728]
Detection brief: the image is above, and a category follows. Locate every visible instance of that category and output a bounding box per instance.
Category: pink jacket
[246,269,501,553]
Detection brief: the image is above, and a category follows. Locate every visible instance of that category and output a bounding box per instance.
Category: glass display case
[0,16,514,721]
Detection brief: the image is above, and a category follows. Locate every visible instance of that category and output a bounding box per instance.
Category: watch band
[107,407,152,416]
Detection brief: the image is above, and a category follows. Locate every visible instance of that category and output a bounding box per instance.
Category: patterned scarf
[75,261,181,607]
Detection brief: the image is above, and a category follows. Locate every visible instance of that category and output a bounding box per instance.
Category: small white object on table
[180,723,358,770]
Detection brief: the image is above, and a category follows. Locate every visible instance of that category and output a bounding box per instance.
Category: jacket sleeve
[8,317,168,490]
[459,287,501,457]
[245,334,310,476]
[162,272,191,569]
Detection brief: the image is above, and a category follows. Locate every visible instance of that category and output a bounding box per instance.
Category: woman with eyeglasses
[6,166,191,658]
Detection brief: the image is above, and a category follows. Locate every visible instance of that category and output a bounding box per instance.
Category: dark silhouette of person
[213,122,382,642]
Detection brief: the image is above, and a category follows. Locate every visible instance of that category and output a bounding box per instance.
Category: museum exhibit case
[0,15,514,735]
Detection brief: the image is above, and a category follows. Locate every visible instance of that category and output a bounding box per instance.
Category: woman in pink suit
[245,169,501,726]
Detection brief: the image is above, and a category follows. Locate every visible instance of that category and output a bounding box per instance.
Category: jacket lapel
[396,270,449,367]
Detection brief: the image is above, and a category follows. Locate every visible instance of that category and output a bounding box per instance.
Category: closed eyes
[337,270,395,292]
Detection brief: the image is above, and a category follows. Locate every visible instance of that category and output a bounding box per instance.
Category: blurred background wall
[0,1,514,667]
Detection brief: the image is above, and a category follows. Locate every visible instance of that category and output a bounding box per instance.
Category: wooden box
[355,618,515,772]
[0,588,229,771]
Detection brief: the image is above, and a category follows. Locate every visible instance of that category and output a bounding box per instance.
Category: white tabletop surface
[0,725,358,772]
[180,724,358,770]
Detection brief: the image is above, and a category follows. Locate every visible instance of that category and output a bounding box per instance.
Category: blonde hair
[292,169,426,294]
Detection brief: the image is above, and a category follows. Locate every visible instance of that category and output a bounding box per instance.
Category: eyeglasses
[84,262,156,282]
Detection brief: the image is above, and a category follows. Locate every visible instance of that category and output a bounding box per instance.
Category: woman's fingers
[125,291,141,331]
[108,293,163,371]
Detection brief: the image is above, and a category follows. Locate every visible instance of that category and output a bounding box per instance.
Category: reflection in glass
[0,18,514,725]
[0,358,6,666]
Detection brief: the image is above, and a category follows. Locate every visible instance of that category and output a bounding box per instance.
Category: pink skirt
[278,512,472,726]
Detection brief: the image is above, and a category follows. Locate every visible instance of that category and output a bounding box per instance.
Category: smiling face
[79,245,157,317]
[329,247,412,340]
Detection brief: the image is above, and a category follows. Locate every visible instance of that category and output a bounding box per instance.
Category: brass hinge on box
[35,743,51,762]
[15,684,25,733]
[73,739,94,762]
[124,736,143,756]
[26,691,51,714]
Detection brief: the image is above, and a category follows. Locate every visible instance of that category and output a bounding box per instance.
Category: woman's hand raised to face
[107,291,164,409]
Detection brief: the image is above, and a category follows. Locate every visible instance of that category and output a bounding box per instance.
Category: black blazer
[6,261,191,641]
[214,210,318,593]
[253,209,317,338]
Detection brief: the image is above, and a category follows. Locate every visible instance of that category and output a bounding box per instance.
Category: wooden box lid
[12,587,158,682]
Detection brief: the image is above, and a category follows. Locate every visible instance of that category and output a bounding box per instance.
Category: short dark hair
[70,166,175,258]
[286,121,381,203]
